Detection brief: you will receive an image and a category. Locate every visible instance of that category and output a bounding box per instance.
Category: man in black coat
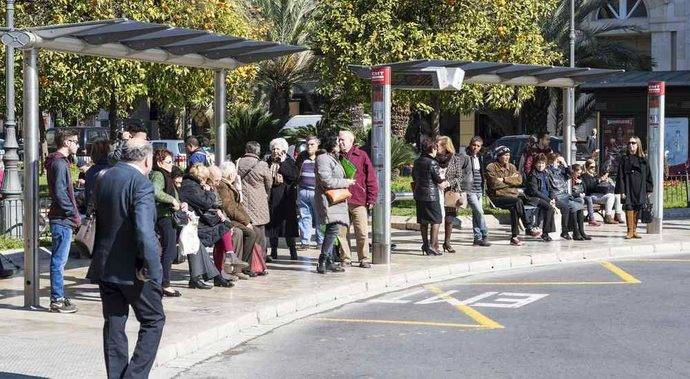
[87,139,165,379]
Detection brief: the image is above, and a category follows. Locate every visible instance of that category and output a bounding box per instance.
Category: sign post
[371,67,392,264]
[647,81,665,234]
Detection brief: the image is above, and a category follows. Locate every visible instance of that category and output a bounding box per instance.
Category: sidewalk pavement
[1,218,689,378]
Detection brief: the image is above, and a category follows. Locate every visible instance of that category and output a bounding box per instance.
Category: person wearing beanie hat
[486,146,542,246]
[266,137,299,260]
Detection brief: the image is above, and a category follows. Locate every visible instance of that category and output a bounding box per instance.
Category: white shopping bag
[178,212,201,255]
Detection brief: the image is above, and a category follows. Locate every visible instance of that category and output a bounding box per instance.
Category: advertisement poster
[665,117,689,174]
[602,118,635,175]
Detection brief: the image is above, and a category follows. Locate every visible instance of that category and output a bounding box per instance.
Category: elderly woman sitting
[179,164,235,288]
[217,161,258,279]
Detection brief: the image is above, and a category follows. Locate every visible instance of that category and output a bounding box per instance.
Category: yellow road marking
[455,281,632,286]
[424,285,504,329]
[600,261,641,284]
[316,318,485,329]
[618,258,690,263]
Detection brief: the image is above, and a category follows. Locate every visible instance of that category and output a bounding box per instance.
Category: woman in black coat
[412,140,448,256]
[615,136,653,239]
[178,164,234,289]
[265,138,299,261]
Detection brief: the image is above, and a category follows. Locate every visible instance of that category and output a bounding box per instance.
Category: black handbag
[172,210,189,228]
[639,203,653,224]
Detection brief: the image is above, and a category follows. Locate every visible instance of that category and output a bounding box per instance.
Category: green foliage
[310,0,561,115]
[391,135,416,173]
[226,104,282,159]
[281,121,339,144]
[0,0,258,124]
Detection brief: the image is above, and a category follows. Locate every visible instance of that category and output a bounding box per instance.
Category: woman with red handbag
[314,133,355,274]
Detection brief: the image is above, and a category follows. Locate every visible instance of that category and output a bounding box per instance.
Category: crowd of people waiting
[44,126,380,312]
[412,132,653,252]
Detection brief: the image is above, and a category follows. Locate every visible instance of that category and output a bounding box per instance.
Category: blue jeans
[467,192,488,241]
[297,187,323,245]
[50,222,73,301]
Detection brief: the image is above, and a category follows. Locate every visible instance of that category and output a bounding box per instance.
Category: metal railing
[663,173,690,209]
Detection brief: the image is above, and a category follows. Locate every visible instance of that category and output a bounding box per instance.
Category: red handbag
[250,243,268,275]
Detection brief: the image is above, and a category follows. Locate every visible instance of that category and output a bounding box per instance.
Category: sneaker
[359,260,371,269]
[588,220,602,227]
[510,237,523,246]
[297,244,309,251]
[541,234,553,242]
[50,298,77,314]
[473,238,491,247]
[527,227,542,238]
[560,232,572,240]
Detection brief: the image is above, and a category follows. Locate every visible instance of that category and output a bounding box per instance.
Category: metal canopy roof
[350,60,623,88]
[580,70,690,91]
[0,19,307,70]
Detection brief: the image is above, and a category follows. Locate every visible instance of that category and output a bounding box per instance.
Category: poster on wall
[602,118,635,175]
[665,117,689,174]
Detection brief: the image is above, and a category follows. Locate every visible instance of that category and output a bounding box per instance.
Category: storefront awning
[0,19,307,69]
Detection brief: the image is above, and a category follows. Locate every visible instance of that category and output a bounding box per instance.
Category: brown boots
[624,210,641,239]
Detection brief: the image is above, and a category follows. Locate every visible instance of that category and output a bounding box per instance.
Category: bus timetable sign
[649,81,665,96]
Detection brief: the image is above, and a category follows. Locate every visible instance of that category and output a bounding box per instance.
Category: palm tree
[541,0,653,132]
[243,0,316,122]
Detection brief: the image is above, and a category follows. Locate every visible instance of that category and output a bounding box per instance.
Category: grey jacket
[315,152,351,226]
[237,154,272,225]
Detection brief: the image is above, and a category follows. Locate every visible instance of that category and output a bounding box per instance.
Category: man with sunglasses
[45,129,82,313]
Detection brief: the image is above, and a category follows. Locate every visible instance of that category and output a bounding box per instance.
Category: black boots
[317,254,345,274]
[576,211,591,240]
[317,254,327,274]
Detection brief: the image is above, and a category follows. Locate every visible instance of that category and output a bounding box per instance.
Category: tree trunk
[430,93,441,138]
[108,85,118,140]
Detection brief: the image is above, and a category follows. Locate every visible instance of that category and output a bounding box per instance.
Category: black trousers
[269,237,296,253]
[99,280,166,379]
[491,196,529,237]
[232,224,259,263]
[187,246,220,280]
[527,198,556,234]
[155,217,177,287]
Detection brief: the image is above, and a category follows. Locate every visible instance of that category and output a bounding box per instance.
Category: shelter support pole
[563,87,575,165]
[22,48,39,308]
[371,67,392,265]
[646,81,665,234]
[214,69,227,165]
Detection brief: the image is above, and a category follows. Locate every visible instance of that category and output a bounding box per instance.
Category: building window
[596,0,647,19]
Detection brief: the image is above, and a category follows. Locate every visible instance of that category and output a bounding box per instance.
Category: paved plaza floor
[0,219,688,377]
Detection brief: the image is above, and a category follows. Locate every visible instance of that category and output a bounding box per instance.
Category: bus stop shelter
[0,18,307,307]
[349,60,629,264]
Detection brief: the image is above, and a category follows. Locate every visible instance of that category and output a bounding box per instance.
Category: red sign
[648,81,665,96]
[371,67,391,85]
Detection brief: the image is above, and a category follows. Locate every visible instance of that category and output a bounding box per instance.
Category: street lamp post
[1,0,24,238]
[563,0,576,166]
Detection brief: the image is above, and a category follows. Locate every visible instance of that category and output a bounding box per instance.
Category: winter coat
[45,152,81,228]
[412,154,444,202]
[84,157,111,206]
[236,153,272,226]
[525,170,556,202]
[266,155,299,238]
[485,162,522,198]
[178,175,229,247]
[458,149,485,193]
[439,153,464,193]
[217,178,251,227]
[341,146,378,206]
[150,168,178,220]
[315,152,351,226]
[615,154,653,210]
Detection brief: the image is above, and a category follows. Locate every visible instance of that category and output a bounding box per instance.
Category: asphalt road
[178,254,690,379]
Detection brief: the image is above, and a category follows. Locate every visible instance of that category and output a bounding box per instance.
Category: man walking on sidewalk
[338,130,378,268]
[87,139,165,378]
[46,129,81,313]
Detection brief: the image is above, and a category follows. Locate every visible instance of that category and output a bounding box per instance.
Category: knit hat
[269,137,289,153]
[494,145,511,158]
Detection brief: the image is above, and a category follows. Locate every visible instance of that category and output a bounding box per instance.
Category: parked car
[150,139,187,168]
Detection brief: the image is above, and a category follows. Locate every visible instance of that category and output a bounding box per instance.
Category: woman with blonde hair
[435,136,464,253]
[615,136,653,239]
[179,163,235,288]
